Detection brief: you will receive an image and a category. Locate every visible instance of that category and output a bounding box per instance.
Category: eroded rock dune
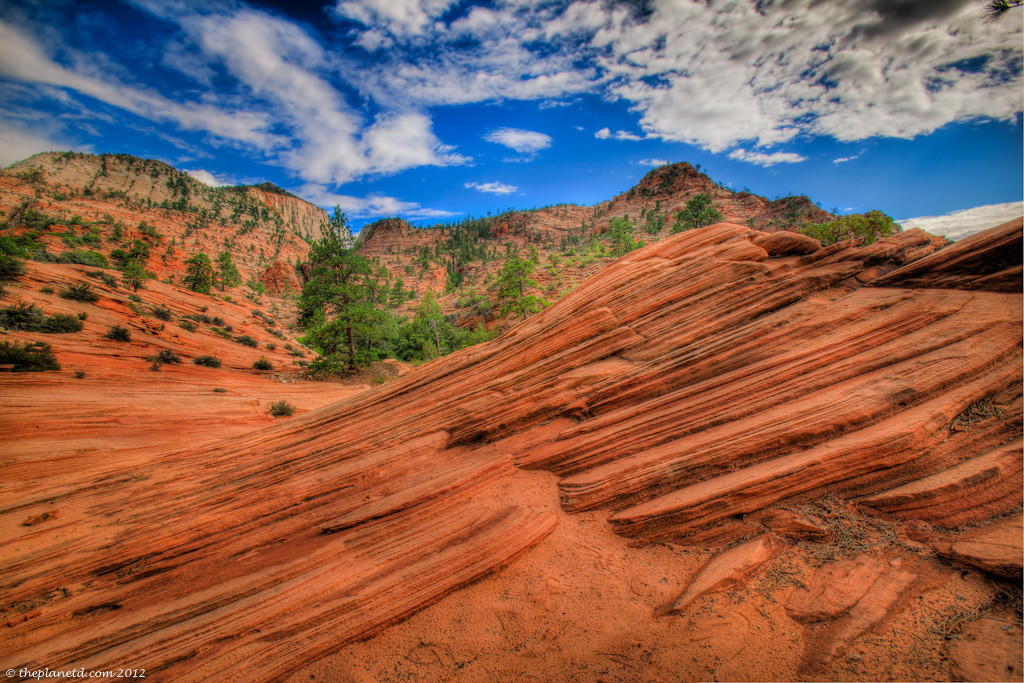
[1,220,1020,680]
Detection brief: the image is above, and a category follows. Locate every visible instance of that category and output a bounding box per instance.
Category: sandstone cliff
[2,218,1019,680]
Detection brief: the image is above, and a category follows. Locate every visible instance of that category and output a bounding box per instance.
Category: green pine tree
[184,252,214,294]
[215,251,242,291]
[121,260,146,292]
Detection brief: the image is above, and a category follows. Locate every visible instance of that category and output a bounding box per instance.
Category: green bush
[77,312,87,321]
[59,283,100,302]
[105,324,131,342]
[192,355,221,368]
[0,302,83,333]
[152,304,173,321]
[0,340,60,371]
[146,349,181,365]
[269,400,294,417]
[56,250,109,268]
[178,320,197,332]
[42,313,84,333]
[796,210,901,246]
[87,270,118,287]
[0,253,26,281]
[253,356,273,370]
[212,387,228,393]
[235,334,258,348]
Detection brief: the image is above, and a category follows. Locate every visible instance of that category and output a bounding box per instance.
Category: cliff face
[355,163,841,327]
[0,152,328,287]
[3,219,1019,679]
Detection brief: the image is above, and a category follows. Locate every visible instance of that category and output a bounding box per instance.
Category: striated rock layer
[1,219,1020,679]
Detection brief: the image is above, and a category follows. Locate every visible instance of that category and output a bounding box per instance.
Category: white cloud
[301,184,458,220]
[483,127,552,154]
[334,0,457,37]
[0,119,82,167]
[595,127,643,141]
[728,149,807,167]
[833,155,860,163]
[898,201,1023,241]
[465,181,518,195]
[638,158,670,167]
[185,169,231,186]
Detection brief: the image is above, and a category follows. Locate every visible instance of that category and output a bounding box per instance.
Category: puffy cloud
[595,127,643,141]
[0,118,82,167]
[301,184,459,220]
[334,0,457,37]
[185,169,231,186]
[465,181,518,195]
[728,149,807,167]
[483,128,551,154]
[898,201,1023,241]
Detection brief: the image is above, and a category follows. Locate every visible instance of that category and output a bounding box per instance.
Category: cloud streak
[465,181,518,195]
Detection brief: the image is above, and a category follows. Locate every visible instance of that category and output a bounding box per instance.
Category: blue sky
[0,0,1021,231]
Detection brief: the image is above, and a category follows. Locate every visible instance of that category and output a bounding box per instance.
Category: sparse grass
[795,493,907,565]
[104,324,131,342]
[0,340,61,371]
[211,327,233,339]
[929,604,992,640]
[950,396,1005,432]
[269,400,295,417]
[253,356,272,370]
[192,355,221,368]
[59,283,99,302]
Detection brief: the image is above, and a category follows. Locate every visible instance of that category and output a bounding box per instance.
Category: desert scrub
[74,370,85,379]
[59,283,100,302]
[178,320,197,332]
[146,349,181,365]
[0,302,83,333]
[212,387,227,393]
[192,355,221,368]
[87,270,118,287]
[104,324,131,342]
[0,340,61,371]
[234,334,258,348]
[211,326,233,339]
[253,356,272,370]
[269,400,295,417]
[151,304,173,321]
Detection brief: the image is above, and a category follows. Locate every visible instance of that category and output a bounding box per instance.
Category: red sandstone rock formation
[258,260,300,297]
[1,219,1020,680]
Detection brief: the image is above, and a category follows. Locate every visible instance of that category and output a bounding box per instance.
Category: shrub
[0,303,83,333]
[0,340,60,371]
[212,387,227,393]
[152,304,173,321]
[87,270,118,288]
[40,286,54,294]
[42,313,84,333]
[56,250,109,268]
[149,361,162,372]
[146,349,181,365]
[77,311,87,321]
[178,320,197,332]
[59,283,100,302]
[796,210,900,246]
[211,327,232,339]
[105,324,131,342]
[253,356,273,370]
[74,370,85,379]
[192,355,221,368]
[0,253,26,281]
[235,334,258,348]
[269,400,295,417]
[265,342,276,351]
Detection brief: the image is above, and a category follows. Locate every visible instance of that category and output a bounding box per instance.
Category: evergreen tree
[215,250,242,291]
[121,260,146,292]
[184,252,213,293]
[300,208,386,372]
[673,193,723,232]
[388,276,408,307]
[497,256,545,318]
[608,216,643,256]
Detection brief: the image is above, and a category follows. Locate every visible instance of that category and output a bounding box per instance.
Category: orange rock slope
[1,219,1021,680]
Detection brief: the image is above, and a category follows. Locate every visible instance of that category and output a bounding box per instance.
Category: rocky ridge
[0,152,328,286]
[2,217,1019,680]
